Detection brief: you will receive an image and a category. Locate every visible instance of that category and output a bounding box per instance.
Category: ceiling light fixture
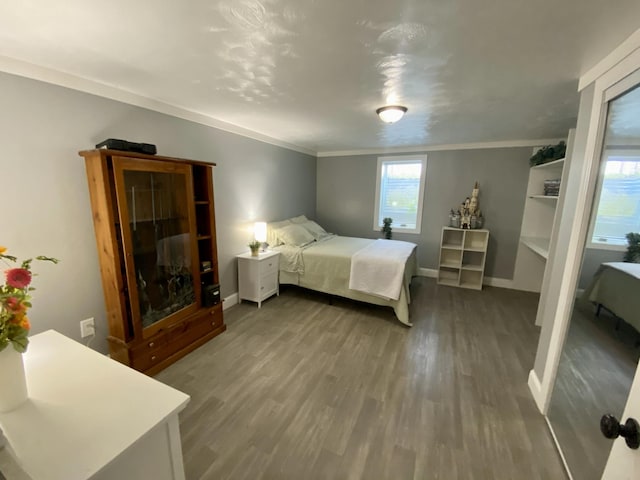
[376,105,408,124]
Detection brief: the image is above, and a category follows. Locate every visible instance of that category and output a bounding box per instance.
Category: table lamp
[254,221,267,251]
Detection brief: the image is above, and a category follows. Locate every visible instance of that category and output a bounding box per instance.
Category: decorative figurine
[452,181,483,229]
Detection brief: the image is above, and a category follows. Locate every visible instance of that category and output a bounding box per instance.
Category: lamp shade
[376,105,407,123]
[254,221,267,243]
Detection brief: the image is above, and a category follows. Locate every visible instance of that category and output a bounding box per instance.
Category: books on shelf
[543,178,561,196]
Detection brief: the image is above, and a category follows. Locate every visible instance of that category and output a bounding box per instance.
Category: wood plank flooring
[156,277,567,480]
[547,299,639,480]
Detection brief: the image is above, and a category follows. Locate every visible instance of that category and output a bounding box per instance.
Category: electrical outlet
[80,318,95,338]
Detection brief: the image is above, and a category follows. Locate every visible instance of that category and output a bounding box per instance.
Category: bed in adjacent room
[267,216,417,326]
[582,261,640,333]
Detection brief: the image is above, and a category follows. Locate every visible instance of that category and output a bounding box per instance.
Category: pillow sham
[299,220,330,240]
[288,215,309,224]
[267,219,291,246]
[276,224,315,247]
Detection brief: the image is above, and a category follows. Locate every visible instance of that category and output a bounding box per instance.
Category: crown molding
[0,55,316,157]
[316,138,565,158]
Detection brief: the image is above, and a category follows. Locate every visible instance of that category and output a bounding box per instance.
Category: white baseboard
[418,267,514,290]
[222,293,238,311]
[419,267,438,277]
[545,417,574,480]
[528,369,545,414]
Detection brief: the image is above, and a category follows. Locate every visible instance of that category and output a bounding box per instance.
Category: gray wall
[317,148,532,279]
[579,248,625,289]
[0,71,316,354]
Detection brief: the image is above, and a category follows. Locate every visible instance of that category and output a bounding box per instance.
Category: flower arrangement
[0,246,58,353]
[248,240,261,256]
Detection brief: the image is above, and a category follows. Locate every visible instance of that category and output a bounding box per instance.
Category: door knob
[600,414,640,449]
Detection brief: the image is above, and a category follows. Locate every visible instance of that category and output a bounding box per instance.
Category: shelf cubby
[437,227,489,290]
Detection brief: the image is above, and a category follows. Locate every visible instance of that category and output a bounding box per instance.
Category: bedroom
[0,0,640,478]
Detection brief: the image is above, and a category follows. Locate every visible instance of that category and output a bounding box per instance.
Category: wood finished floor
[155,277,567,480]
[547,300,640,480]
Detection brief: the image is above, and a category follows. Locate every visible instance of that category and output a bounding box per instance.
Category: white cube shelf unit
[438,227,490,290]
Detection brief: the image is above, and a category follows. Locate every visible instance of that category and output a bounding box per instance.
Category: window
[373,155,427,234]
[589,152,640,247]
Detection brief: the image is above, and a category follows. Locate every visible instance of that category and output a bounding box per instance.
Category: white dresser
[0,330,189,480]
[237,250,280,308]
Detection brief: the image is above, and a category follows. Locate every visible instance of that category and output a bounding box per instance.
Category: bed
[582,261,640,333]
[267,217,417,326]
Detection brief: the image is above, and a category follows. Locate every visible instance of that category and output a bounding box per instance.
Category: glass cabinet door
[112,157,199,336]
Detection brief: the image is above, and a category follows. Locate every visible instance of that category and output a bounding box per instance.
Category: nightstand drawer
[259,257,279,276]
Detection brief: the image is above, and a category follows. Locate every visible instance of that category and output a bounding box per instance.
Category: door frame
[529,28,640,414]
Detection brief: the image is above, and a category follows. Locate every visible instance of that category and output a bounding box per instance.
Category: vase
[0,346,28,412]
[250,248,259,257]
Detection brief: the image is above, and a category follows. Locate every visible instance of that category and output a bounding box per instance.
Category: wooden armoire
[81,149,225,375]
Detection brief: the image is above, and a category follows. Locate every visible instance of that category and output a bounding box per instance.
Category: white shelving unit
[512,130,574,293]
[438,227,490,290]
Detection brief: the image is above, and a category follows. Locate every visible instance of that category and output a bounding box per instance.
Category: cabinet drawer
[130,331,168,355]
[259,257,279,276]
[130,343,173,371]
[170,308,223,352]
[188,308,223,337]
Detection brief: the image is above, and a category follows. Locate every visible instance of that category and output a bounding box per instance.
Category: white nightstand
[237,250,280,308]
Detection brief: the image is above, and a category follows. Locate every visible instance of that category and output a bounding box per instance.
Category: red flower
[5,268,32,289]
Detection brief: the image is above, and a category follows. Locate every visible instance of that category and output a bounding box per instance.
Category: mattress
[582,261,640,332]
[275,236,417,326]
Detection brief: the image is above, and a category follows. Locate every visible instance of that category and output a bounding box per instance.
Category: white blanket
[349,239,416,300]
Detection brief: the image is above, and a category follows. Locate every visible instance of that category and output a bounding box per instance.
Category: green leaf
[10,328,29,353]
[35,256,59,264]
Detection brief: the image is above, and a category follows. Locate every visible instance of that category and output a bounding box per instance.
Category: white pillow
[299,220,330,240]
[288,215,309,224]
[276,224,315,247]
[267,219,291,246]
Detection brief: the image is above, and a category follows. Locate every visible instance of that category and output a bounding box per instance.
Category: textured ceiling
[0,0,638,154]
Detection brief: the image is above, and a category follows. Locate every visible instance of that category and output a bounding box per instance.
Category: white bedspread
[349,239,416,300]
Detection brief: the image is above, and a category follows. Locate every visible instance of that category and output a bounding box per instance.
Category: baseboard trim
[418,268,438,278]
[545,416,575,480]
[418,268,514,289]
[483,276,514,289]
[222,293,238,311]
[528,369,545,413]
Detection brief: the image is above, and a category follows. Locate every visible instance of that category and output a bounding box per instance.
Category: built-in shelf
[521,236,550,259]
[529,195,559,200]
[532,157,565,170]
[512,140,571,293]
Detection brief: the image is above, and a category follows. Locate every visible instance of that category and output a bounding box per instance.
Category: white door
[602,363,640,478]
